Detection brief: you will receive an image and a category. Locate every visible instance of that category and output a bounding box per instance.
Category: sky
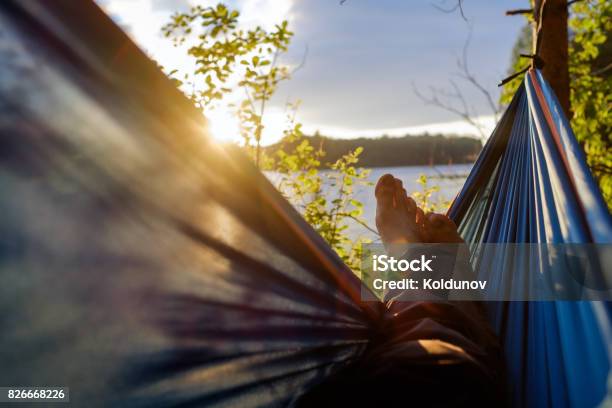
[95,0,526,144]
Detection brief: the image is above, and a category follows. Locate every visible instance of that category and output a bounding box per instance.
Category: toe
[404,195,417,218]
[393,178,406,210]
[416,207,425,224]
[427,213,456,229]
[399,184,417,223]
[425,213,463,243]
[416,207,429,241]
[375,174,395,214]
[375,174,395,197]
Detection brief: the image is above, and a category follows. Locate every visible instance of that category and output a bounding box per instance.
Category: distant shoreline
[320,164,472,179]
[264,134,482,168]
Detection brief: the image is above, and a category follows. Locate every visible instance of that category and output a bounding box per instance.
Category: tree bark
[532,0,571,117]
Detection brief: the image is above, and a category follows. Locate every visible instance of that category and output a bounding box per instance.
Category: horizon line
[300,115,496,141]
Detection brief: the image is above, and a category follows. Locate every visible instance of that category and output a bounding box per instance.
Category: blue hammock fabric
[448,70,612,407]
[0,1,610,407]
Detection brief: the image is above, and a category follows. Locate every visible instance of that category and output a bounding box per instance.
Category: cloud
[302,115,496,140]
[238,0,294,30]
[150,0,191,11]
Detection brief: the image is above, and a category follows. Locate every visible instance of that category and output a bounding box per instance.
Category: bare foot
[375,174,424,245]
[422,213,464,243]
[375,173,464,245]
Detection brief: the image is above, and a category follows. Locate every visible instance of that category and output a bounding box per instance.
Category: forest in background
[264,134,482,168]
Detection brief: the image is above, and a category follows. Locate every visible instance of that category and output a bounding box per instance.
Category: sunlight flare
[205,106,289,145]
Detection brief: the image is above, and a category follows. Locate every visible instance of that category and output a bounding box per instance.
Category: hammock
[0,1,609,407]
[448,69,612,407]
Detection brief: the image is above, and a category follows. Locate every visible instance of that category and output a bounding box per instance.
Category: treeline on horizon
[265,133,483,168]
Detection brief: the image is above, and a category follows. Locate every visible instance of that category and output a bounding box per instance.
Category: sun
[205,109,241,143]
[205,106,290,146]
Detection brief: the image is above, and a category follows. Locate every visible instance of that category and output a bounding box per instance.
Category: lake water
[269,164,472,242]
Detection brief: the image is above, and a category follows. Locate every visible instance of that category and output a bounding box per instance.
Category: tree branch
[412,28,501,140]
[455,26,501,121]
[432,0,468,21]
[590,163,612,174]
[291,45,309,75]
[505,8,533,16]
[413,81,488,140]
[505,1,581,18]
[343,214,380,236]
[592,62,612,76]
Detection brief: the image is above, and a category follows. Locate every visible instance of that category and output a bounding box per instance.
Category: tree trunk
[532,0,571,117]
